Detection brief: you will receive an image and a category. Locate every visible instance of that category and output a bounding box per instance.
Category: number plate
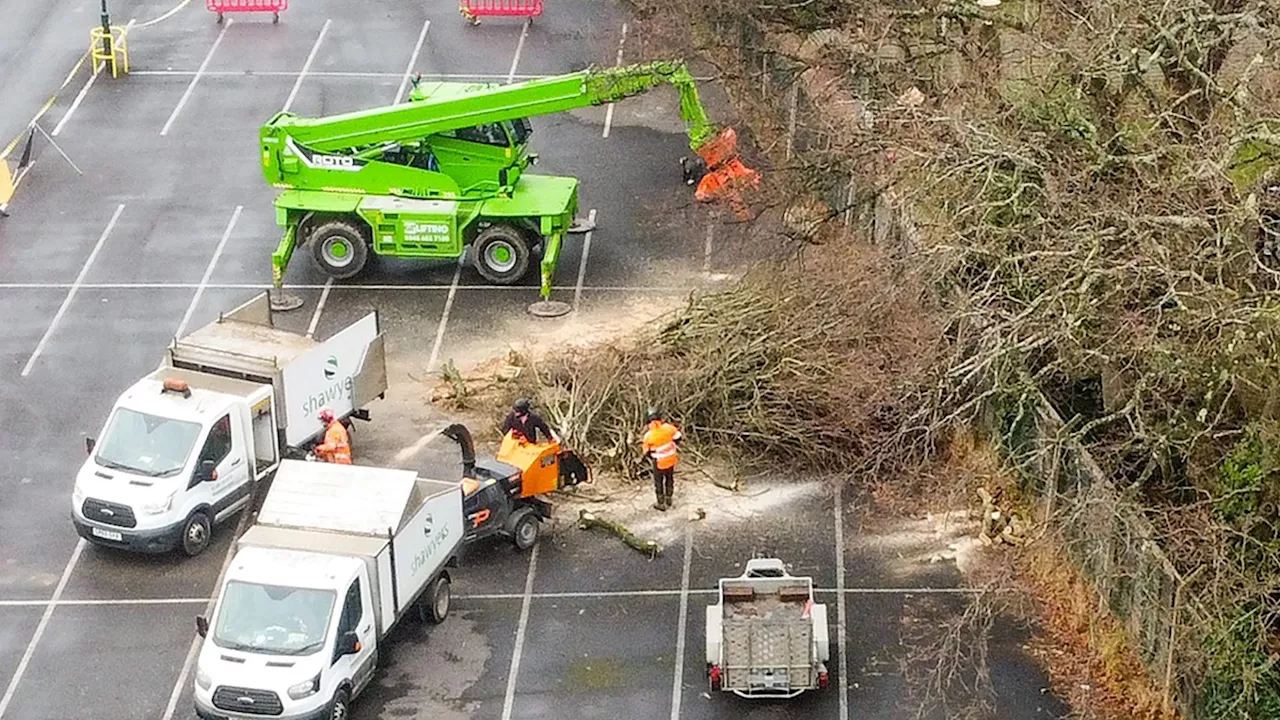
[91,527,123,542]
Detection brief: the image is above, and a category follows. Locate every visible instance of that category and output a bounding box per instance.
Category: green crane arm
[263,60,719,153]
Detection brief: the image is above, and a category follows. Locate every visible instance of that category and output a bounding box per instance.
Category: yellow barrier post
[89,25,130,78]
[0,157,14,210]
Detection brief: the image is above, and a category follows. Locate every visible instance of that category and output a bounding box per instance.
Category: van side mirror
[337,631,360,657]
[85,437,95,455]
[199,459,216,482]
[195,615,209,638]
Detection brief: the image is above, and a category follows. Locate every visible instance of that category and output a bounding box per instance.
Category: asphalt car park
[0,2,1065,719]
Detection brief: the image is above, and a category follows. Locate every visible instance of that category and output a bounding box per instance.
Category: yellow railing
[89,25,130,78]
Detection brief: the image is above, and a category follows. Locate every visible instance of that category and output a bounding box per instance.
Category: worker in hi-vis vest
[641,407,683,511]
[314,408,352,464]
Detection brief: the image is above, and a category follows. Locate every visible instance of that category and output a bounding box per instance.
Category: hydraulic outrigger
[260,60,758,308]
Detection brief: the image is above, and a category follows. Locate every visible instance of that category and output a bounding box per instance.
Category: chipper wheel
[507,507,541,551]
[307,216,370,280]
[473,224,532,285]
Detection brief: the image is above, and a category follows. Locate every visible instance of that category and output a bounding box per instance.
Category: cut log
[577,509,662,557]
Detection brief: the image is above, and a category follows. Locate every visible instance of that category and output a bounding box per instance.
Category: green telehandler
[260,60,758,305]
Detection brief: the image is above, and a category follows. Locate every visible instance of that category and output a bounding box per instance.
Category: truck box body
[165,292,387,447]
[235,459,464,637]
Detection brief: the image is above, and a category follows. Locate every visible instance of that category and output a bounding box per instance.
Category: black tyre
[473,224,532,285]
[511,510,540,551]
[307,217,369,280]
[328,689,349,720]
[181,511,212,557]
[425,575,451,624]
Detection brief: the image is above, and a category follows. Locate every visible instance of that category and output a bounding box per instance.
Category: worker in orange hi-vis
[641,407,683,512]
[314,408,352,464]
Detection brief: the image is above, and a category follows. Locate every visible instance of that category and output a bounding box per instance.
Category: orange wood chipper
[443,423,589,550]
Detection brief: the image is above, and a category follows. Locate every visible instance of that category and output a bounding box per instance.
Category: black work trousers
[653,465,675,504]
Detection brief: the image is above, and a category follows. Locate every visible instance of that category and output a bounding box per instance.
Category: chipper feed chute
[689,127,760,219]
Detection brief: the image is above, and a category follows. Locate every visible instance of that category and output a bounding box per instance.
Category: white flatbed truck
[71,292,387,556]
[705,558,831,698]
[194,459,464,720]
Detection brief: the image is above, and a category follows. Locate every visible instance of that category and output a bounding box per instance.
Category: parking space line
[51,63,103,137]
[834,481,849,720]
[394,20,431,104]
[669,527,693,720]
[602,23,628,139]
[507,19,530,84]
[282,19,331,114]
[21,203,125,377]
[426,259,464,372]
[160,18,232,136]
[573,208,597,311]
[305,279,333,339]
[500,544,539,720]
[703,220,714,275]
[128,70,721,81]
[0,539,84,719]
[0,597,209,607]
[176,205,242,337]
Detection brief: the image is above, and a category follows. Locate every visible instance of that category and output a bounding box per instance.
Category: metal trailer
[460,0,543,24]
[207,0,286,24]
[705,558,831,698]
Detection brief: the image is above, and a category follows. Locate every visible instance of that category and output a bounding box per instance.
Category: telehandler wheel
[509,508,540,551]
[424,575,451,624]
[308,218,369,280]
[473,224,532,285]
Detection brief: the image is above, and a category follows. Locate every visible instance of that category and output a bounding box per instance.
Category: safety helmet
[318,408,335,424]
[645,406,662,423]
[513,398,531,414]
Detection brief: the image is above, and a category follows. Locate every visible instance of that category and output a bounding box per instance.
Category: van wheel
[181,511,211,557]
[473,224,531,284]
[425,576,451,624]
[308,217,369,280]
[328,689,349,720]
[511,510,540,551]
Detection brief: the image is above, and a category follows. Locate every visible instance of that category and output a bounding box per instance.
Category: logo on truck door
[324,356,338,380]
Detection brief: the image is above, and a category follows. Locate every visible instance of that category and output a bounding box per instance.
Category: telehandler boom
[260,60,758,300]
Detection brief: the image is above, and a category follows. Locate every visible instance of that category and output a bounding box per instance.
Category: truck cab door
[192,413,251,524]
[332,575,377,697]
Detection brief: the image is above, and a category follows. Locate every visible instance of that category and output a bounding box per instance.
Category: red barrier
[460,0,543,24]
[207,0,287,23]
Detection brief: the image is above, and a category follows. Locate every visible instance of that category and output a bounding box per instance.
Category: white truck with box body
[193,460,464,720]
[71,293,387,557]
[705,558,831,698]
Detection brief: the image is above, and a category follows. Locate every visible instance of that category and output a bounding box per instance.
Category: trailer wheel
[424,575,451,624]
[510,509,540,551]
[181,511,211,557]
[308,217,369,280]
[327,689,349,720]
[473,224,531,285]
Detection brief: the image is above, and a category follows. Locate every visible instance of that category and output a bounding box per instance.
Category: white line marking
[670,528,693,720]
[176,205,241,338]
[0,539,85,719]
[702,220,714,275]
[501,544,538,720]
[52,63,102,137]
[282,19,331,114]
[161,499,258,720]
[834,481,849,720]
[21,203,125,377]
[160,19,231,135]
[506,19,529,84]
[393,20,431,104]
[136,0,192,28]
[426,259,464,372]
[0,282,695,292]
[0,597,210,607]
[602,23,628,138]
[306,278,333,339]
[573,208,597,311]
[0,586,990,609]
[128,70,721,81]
